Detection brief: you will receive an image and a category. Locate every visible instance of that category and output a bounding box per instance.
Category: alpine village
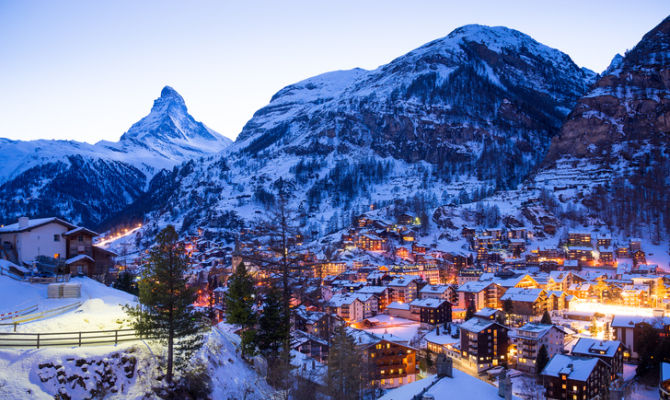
[1,9,670,400]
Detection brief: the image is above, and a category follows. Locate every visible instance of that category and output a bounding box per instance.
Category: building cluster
[0,217,117,281]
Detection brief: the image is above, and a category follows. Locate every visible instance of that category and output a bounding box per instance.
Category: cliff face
[545,16,670,165]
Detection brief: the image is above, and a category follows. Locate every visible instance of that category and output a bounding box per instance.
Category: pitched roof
[0,217,76,233]
[500,287,544,302]
[459,317,498,333]
[65,254,94,264]
[571,338,621,358]
[611,315,670,329]
[410,298,447,309]
[541,354,601,381]
[64,226,100,237]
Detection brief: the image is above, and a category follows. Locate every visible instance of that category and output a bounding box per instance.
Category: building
[567,232,592,247]
[571,338,624,379]
[419,284,454,301]
[457,281,503,311]
[387,276,419,303]
[541,354,611,400]
[409,298,452,326]
[511,323,566,373]
[328,293,378,322]
[459,317,509,372]
[291,330,329,363]
[611,314,670,359]
[500,287,548,322]
[349,329,417,389]
[0,217,114,279]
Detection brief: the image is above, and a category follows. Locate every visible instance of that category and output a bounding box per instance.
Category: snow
[0,276,136,333]
[541,354,600,381]
[379,369,519,400]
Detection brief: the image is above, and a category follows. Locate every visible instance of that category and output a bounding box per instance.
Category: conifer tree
[257,288,288,356]
[125,225,208,384]
[327,326,363,400]
[540,310,552,325]
[225,262,257,357]
[536,344,549,374]
[465,300,476,321]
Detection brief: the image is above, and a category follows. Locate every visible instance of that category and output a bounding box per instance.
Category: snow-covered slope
[120,24,595,243]
[0,86,231,227]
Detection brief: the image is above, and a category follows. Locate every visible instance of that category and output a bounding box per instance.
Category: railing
[0,329,142,348]
[0,304,38,321]
[0,301,82,328]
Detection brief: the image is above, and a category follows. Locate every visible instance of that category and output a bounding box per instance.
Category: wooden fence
[0,329,142,348]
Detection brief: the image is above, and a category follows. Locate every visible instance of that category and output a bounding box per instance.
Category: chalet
[409,298,452,327]
[0,217,114,280]
[328,293,378,322]
[292,305,341,339]
[571,338,624,379]
[633,249,646,265]
[457,281,503,311]
[629,238,642,252]
[474,307,504,321]
[508,228,529,240]
[611,315,670,359]
[461,226,476,240]
[357,286,391,311]
[387,275,419,303]
[398,213,421,227]
[386,301,413,320]
[419,284,454,301]
[319,261,347,277]
[291,330,329,363]
[457,266,482,285]
[459,317,509,372]
[567,231,592,247]
[541,355,611,400]
[357,233,388,252]
[349,329,417,389]
[484,228,503,241]
[511,323,566,373]
[500,287,548,322]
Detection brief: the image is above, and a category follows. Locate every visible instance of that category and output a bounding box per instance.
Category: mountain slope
[533,15,670,238]
[0,87,231,227]
[121,24,596,243]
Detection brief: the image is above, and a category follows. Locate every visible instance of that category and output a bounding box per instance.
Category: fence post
[115,330,118,345]
[36,333,40,349]
[13,323,17,332]
[79,331,82,346]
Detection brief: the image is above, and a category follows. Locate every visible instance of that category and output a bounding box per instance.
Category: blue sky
[0,1,668,143]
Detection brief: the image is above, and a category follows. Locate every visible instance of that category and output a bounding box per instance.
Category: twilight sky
[1,1,668,143]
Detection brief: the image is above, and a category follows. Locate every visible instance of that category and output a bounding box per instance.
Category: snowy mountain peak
[119,86,230,151]
[151,85,187,112]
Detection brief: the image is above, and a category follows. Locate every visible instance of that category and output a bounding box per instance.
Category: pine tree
[225,262,257,357]
[327,326,363,400]
[124,225,208,384]
[257,288,288,356]
[540,310,552,325]
[113,271,138,295]
[536,344,549,374]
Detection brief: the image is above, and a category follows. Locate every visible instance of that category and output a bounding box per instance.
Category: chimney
[18,217,29,229]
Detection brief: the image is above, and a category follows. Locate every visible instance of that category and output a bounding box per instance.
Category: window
[78,235,84,242]
[53,234,60,242]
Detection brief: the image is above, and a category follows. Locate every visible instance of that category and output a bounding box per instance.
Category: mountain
[533,16,670,238]
[0,86,231,227]
[119,24,596,243]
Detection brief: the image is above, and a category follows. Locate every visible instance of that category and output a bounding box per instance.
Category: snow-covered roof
[500,287,544,302]
[387,275,418,287]
[357,285,388,294]
[541,354,601,381]
[424,327,460,346]
[65,254,95,264]
[379,370,520,400]
[420,284,451,295]
[328,292,373,307]
[64,226,100,237]
[611,315,670,329]
[386,301,410,310]
[410,298,447,309]
[571,338,621,358]
[457,280,494,293]
[459,317,497,333]
[0,217,76,233]
[474,308,499,318]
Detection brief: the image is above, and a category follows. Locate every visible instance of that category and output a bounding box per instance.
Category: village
[1,213,669,399]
